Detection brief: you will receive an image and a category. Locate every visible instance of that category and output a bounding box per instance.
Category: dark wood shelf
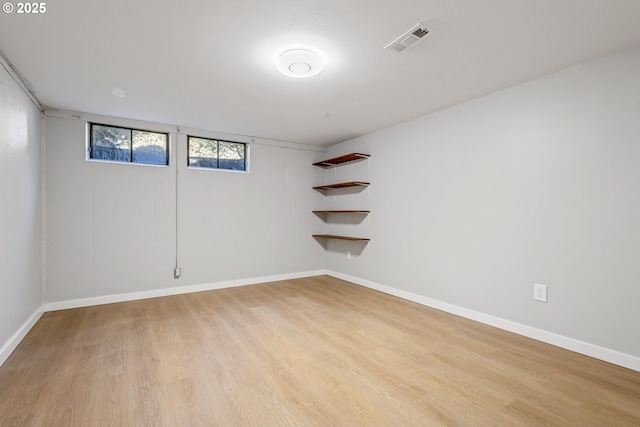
[313,181,370,191]
[312,210,370,214]
[312,154,371,247]
[313,234,370,241]
[313,153,370,168]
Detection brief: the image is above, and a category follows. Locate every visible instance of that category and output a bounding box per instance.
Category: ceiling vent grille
[384,23,429,53]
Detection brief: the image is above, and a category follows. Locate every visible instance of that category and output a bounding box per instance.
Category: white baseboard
[44,270,328,312]
[18,270,639,373]
[0,305,44,367]
[327,271,640,373]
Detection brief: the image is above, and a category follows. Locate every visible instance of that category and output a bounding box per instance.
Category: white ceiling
[2,0,640,146]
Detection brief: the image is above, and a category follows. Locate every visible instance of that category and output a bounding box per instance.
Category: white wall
[45,113,326,303]
[326,46,640,360]
[0,64,44,358]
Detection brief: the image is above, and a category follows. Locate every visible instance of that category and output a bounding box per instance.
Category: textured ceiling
[2,0,640,146]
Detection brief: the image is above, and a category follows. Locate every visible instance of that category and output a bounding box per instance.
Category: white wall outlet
[534,283,547,302]
[174,267,181,279]
[347,251,351,259]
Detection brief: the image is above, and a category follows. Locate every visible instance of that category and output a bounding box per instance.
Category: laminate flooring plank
[1,275,639,426]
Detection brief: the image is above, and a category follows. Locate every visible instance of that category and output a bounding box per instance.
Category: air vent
[412,28,429,38]
[384,23,429,53]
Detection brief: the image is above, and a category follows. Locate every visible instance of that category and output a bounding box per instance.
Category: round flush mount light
[274,46,326,78]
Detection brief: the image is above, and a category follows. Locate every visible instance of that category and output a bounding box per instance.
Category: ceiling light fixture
[274,46,326,78]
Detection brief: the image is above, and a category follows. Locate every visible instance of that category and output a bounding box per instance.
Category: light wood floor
[1,276,639,426]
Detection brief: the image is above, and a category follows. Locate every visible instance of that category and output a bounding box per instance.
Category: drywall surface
[45,113,325,302]
[326,46,640,358]
[0,65,43,350]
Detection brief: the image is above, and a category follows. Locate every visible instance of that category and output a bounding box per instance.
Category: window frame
[87,122,170,167]
[186,135,249,173]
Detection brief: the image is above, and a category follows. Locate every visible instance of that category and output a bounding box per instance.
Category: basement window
[187,136,248,171]
[89,123,169,166]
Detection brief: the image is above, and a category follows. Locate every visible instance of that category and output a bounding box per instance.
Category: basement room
[1,0,640,425]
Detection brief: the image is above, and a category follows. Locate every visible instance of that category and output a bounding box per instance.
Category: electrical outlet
[347,251,351,259]
[534,283,547,303]
[174,267,181,279]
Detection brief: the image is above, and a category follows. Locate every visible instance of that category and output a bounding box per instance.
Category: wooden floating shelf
[312,153,371,247]
[313,234,370,241]
[312,210,370,214]
[313,181,370,191]
[313,153,370,168]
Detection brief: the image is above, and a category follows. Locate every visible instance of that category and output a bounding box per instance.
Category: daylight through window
[187,136,247,171]
[89,123,169,166]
